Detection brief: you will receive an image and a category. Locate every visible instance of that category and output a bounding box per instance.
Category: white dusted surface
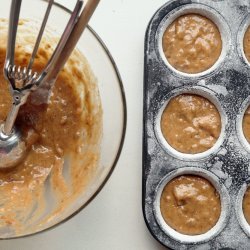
[1,0,168,249]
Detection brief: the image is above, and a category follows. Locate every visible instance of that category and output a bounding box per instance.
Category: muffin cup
[143,0,250,248]
[156,3,231,78]
[154,86,227,161]
[153,167,230,244]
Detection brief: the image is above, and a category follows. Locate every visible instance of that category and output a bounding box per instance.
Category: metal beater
[0,0,100,169]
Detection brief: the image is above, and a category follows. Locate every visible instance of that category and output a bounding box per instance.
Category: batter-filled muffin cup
[162,14,222,74]
[0,19,102,235]
[242,106,250,143]
[160,174,221,235]
[242,186,250,225]
[160,94,222,154]
[243,26,250,63]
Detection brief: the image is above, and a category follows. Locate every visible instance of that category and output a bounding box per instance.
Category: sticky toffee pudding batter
[161,94,221,154]
[0,19,102,235]
[162,14,222,74]
[243,187,250,224]
[160,175,221,235]
[243,106,250,143]
[243,26,250,63]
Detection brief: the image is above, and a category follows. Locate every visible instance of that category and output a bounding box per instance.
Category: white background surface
[1,0,169,249]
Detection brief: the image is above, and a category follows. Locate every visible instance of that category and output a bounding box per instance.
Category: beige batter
[0,19,102,235]
[243,26,250,62]
[243,106,250,143]
[162,14,222,74]
[160,175,221,235]
[161,94,221,154]
[243,187,250,224]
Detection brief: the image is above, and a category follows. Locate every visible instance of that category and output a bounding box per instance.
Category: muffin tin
[143,0,250,249]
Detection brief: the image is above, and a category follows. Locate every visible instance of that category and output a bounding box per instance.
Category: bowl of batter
[0,1,126,238]
[153,168,230,244]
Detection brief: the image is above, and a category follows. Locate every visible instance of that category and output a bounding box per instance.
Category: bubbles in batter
[243,187,250,224]
[160,94,221,154]
[162,14,222,74]
[160,175,221,235]
[243,26,250,63]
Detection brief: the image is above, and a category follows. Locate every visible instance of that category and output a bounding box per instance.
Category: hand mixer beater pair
[0,0,100,169]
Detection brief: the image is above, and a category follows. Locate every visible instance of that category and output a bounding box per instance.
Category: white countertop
[1,0,168,249]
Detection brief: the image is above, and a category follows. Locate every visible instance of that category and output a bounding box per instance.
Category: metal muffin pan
[143,0,250,249]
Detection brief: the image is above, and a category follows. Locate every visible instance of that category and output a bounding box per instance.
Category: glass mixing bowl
[0,0,126,238]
